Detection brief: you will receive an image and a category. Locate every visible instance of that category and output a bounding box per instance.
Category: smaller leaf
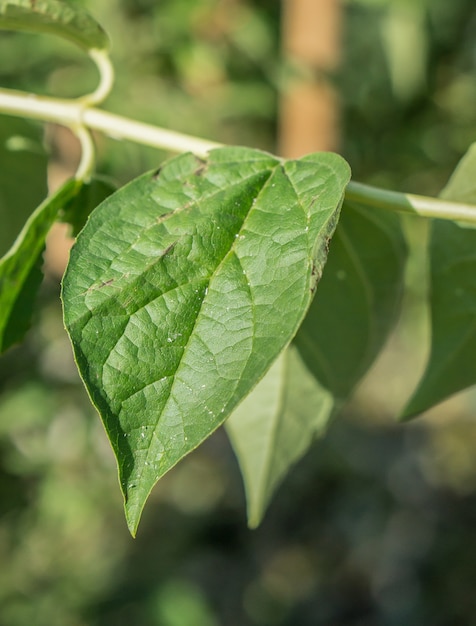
[0,0,109,51]
[226,345,334,527]
[401,143,476,418]
[294,200,408,400]
[0,179,79,353]
[0,116,48,257]
[439,142,476,205]
[402,219,476,418]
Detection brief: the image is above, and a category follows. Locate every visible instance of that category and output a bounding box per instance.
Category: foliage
[1,0,476,624]
[0,0,476,539]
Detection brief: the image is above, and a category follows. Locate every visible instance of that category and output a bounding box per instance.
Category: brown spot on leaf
[193,156,207,177]
[99,278,115,288]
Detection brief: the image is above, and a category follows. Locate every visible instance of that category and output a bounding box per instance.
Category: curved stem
[73,124,95,181]
[346,181,476,225]
[83,49,115,106]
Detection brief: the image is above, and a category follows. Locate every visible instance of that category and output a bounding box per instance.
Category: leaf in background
[0,179,79,353]
[438,142,476,205]
[294,200,408,400]
[62,146,350,535]
[60,175,117,236]
[402,143,476,418]
[226,345,334,528]
[0,116,48,257]
[0,0,109,51]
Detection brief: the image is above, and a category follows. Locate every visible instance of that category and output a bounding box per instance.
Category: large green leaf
[62,146,350,535]
[0,0,109,51]
[0,116,48,257]
[0,179,80,353]
[402,143,476,418]
[226,345,334,528]
[294,200,408,400]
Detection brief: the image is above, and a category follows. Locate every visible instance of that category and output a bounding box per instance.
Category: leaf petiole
[346,180,476,225]
[0,87,475,224]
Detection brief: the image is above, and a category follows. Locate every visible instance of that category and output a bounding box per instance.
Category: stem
[0,87,222,156]
[84,49,115,106]
[0,87,475,223]
[346,181,476,225]
[73,124,95,181]
[83,108,222,155]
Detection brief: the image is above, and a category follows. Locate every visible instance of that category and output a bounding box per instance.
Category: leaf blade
[294,200,408,400]
[226,345,334,527]
[62,147,350,534]
[0,178,79,352]
[402,143,476,418]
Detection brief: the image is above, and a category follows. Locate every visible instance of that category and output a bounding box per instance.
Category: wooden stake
[279,0,342,157]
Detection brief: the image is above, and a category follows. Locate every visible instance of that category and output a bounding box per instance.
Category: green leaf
[0,0,109,51]
[225,345,334,528]
[402,145,476,418]
[402,220,476,418]
[0,116,48,257]
[439,142,476,205]
[0,179,79,353]
[62,146,350,535]
[294,200,408,400]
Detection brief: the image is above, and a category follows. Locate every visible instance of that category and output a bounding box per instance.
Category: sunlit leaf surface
[62,147,350,534]
[226,345,334,527]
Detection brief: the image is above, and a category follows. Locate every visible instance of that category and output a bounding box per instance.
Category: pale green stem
[84,49,115,106]
[0,88,222,155]
[73,123,95,181]
[83,107,222,155]
[346,181,476,225]
[0,87,475,223]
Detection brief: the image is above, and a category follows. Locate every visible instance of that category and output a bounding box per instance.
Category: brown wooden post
[279,0,342,158]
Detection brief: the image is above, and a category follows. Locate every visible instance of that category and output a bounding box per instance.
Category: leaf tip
[246,511,263,530]
[124,500,143,538]
[397,406,422,423]
[399,390,430,421]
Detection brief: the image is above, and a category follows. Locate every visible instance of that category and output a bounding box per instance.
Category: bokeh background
[1,0,476,624]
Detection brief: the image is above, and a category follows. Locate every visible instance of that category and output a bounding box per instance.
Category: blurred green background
[1,0,476,624]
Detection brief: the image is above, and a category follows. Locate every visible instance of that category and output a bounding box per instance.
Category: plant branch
[345,181,476,225]
[83,108,222,155]
[0,87,221,155]
[1,87,475,223]
[85,49,115,106]
[73,124,95,181]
